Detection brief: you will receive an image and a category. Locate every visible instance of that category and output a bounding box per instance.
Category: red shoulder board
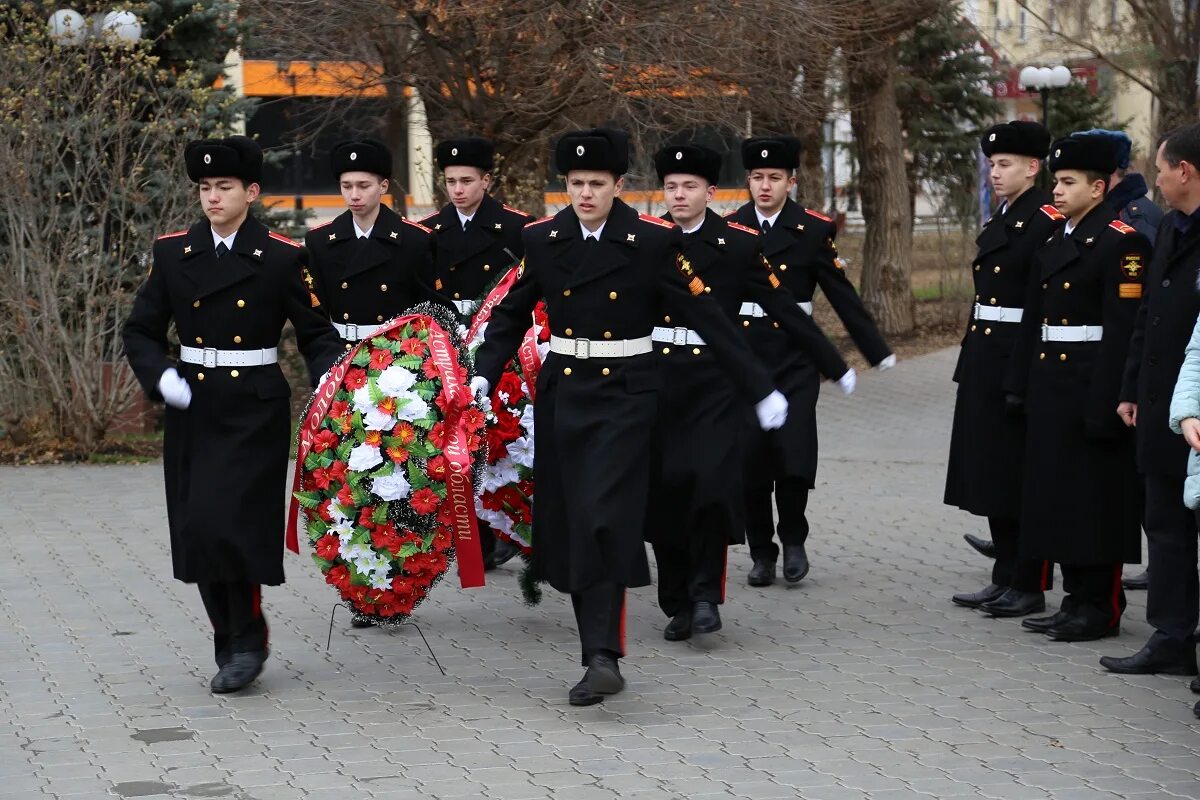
[526,215,554,227]
[805,208,833,222]
[268,231,301,248]
[638,213,675,229]
[1109,219,1136,235]
[156,230,188,240]
[417,212,438,225]
[503,204,532,217]
[726,221,759,235]
[1039,204,1066,221]
[308,220,333,232]
[403,218,433,233]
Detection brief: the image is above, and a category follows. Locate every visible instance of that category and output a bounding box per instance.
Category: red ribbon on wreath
[286,314,486,589]
[467,265,545,402]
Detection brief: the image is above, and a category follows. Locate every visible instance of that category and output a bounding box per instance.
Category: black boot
[1022,610,1071,632]
[951,583,1006,609]
[747,559,776,587]
[569,653,624,706]
[980,589,1046,618]
[782,545,810,583]
[1099,641,1198,675]
[664,610,693,641]
[692,602,722,634]
[211,651,266,694]
[963,533,997,559]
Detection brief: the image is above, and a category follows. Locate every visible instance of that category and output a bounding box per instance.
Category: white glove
[877,354,897,371]
[755,389,788,431]
[838,368,857,395]
[470,376,490,400]
[157,368,192,410]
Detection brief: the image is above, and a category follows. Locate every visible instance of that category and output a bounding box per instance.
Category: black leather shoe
[1122,570,1149,591]
[1194,700,1199,719]
[692,602,722,634]
[1022,610,1070,632]
[1189,677,1199,695]
[981,589,1046,618]
[491,539,520,568]
[951,583,1006,609]
[963,533,997,559]
[1047,616,1120,642]
[664,611,692,641]
[211,651,265,694]
[782,545,810,583]
[747,559,776,587]
[568,653,624,706]
[350,614,374,629]
[1099,642,1198,675]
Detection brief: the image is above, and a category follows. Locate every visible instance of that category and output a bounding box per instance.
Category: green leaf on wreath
[398,542,420,558]
[412,416,434,431]
[372,462,395,478]
[311,555,333,570]
[307,518,330,537]
[303,452,323,470]
[396,354,422,371]
[372,504,390,524]
[351,484,370,506]
[406,459,431,489]
[368,378,386,406]
[293,490,323,509]
[336,439,353,461]
[352,349,371,367]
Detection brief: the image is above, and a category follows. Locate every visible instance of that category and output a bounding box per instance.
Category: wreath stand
[326,603,446,676]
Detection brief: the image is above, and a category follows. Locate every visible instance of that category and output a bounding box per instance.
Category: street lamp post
[1018,65,1073,130]
[275,61,304,215]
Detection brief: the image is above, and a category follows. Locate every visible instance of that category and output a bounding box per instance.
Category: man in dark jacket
[1101,123,1200,683]
[469,128,787,706]
[946,121,1059,618]
[728,136,894,587]
[648,143,852,642]
[123,137,343,693]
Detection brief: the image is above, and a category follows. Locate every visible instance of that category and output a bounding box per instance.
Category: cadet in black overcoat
[1008,135,1150,643]
[945,121,1059,618]
[420,137,531,570]
[728,136,893,587]
[122,137,343,692]
[471,129,786,706]
[1101,125,1200,678]
[304,138,443,355]
[646,144,850,642]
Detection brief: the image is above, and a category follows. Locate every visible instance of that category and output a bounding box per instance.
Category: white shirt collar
[211,229,236,251]
[1063,221,1076,237]
[580,220,605,241]
[353,221,373,239]
[997,200,1008,216]
[755,208,782,228]
[680,220,704,235]
[456,209,474,229]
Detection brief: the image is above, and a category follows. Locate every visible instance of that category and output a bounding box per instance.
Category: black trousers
[479,520,497,560]
[1144,472,1199,648]
[570,581,626,666]
[653,535,727,618]
[745,476,809,562]
[989,516,1054,592]
[197,581,269,668]
[1059,563,1125,625]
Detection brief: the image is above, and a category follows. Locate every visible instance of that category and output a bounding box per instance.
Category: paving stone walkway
[2,347,1198,799]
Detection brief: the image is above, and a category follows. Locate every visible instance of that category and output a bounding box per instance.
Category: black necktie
[761,219,771,233]
[462,218,471,232]
[584,235,598,244]
[215,242,229,259]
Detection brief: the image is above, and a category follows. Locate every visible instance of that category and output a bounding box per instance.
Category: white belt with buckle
[973,303,1023,323]
[333,321,384,341]
[179,346,278,368]
[548,334,653,359]
[1041,324,1103,342]
[740,301,813,317]
[453,299,475,315]
[651,326,706,346]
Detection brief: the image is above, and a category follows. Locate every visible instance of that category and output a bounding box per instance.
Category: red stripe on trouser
[1108,566,1123,627]
[1040,561,1051,591]
[618,591,627,656]
[251,585,261,618]
[720,549,729,603]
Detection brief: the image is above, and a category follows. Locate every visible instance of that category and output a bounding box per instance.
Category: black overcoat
[648,209,848,549]
[122,217,343,584]
[474,199,775,592]
[944,188,1063,517]
[1120,215,1200,478]
[419,194,531,312]
[727,199,891,484]
[1012,205,1150,564]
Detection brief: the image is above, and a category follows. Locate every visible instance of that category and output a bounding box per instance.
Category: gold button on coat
[193,300,201,308]
[692,348,701,355]
[565,328,573,336]
[196,372,205,381]
[609,291,618,300]
[984,328,991,335]
[237,299,245,307]
[1060,353,1067,361]
[1039,353,1046,360]
[195,336,203,344]
[602,368,610,376]
[341,281,348,289]
[380,284,388,292]
[779,264,788,271]
[993,266,1001,273]
[1063,282,1070,289]
[603,331,612,339]
[563,289,571,297]
[233,335,242,343]
[230,369,239,377]
[563,367,572,376]
[662,347,670,354]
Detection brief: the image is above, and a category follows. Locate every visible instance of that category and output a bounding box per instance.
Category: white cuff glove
[470,376,490,400]
[158,368,192,410]
[877,354,897,371]
[838,368,857,395]
[755,389,788,431]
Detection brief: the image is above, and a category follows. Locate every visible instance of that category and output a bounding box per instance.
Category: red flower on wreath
[496,370,523,400]
[386,445,410,464]
[370,349,395,370]
[421,358,440,380]
[316,534,340,561]
[427,455,449,482]
[392,422,416,444]
[344,368,368,390]
[313,429,339,453]
[326,564,351,591]
[410,487,441,515]
[329,399,350,420]
[428,421,447,449]
[401,337,427,357]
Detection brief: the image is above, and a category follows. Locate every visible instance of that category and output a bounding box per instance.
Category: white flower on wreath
[329,503,351,524]
[348,443,383,472]
[508,436,535,469]
[394,391,430,422]
[367,570,394,590]
[482,458,520,494]
[371,472,412,501]
[329,518,355,546]
[363,405,396,431]
[518,404,535,434]
[341,541,374,563]
[352,385,376,415]
[377,364,418,397]
[476,505,515,538]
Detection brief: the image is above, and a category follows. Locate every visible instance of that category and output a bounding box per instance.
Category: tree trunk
[795,44,834,210]
[385,89,410,216]
[847,43,915,336]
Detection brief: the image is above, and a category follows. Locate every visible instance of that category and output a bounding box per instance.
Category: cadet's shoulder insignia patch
[503,204,532,217]
[676,253,706,296]
[302,268,321,308]
[526,215,554,227]
[1119,283,1143,299]
[268,231,302,248]
[1039,204,1066,221]
[308,220,333,232]
[726,221,759,236]
[435,278,444,291]
[156,229,188,240]
[804,208,833,223]
[417,212,439,226]
[1109,219,1136,235]
[768,273,781,288]
[1120,252,1145,279]
[403,218,433,233]
[639,213,675,229]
